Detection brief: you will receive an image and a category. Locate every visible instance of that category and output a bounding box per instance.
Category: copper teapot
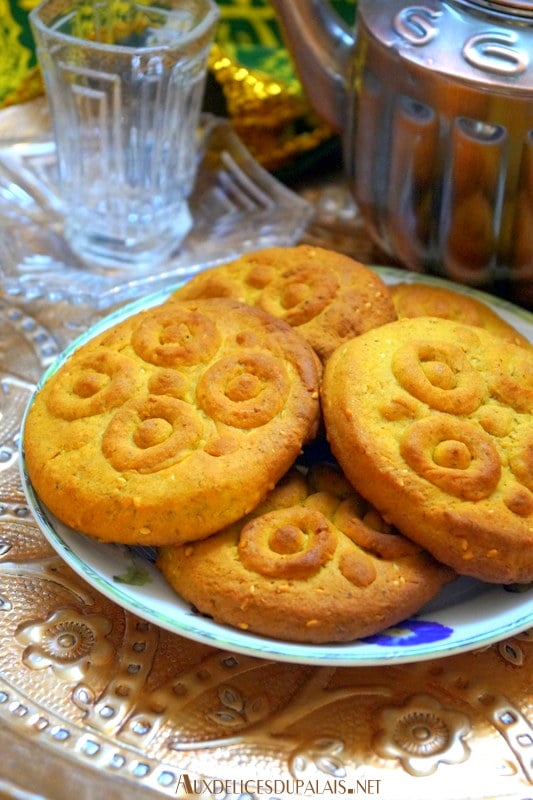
[270,0,533,307]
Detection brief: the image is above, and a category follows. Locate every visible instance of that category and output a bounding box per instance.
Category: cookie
[321,316,533,584]
[23,298,321,546]
[170,245,397,360]
[157,464,454,643]
[391,281,531,349]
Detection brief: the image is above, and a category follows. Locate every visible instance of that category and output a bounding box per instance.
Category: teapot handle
[271,0,355,130]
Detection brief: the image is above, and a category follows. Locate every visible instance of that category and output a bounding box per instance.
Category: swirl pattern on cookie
[255,263,338,325]
[23,298,321,546]
[322,316,533,584]
[391,340,486,414]
[399,415,501,501]
[170,245,397,361]
[196,351,289,429]
[131,307,221,367]
[239,506,337,579]
[47,351,138,420]
[157,465,453,643]
[102,395,204,473]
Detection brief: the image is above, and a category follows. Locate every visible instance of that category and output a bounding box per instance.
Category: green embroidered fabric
[0,0,356,106]
[0,1,356,172]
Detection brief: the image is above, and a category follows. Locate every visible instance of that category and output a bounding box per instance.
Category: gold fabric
[0,0,42,108]
[208,42,335,171]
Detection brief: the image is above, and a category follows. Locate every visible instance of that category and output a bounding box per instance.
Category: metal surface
[0,100,531,800]
[270,0,533,306]
[0,295,532,800]
[464,0,533,17]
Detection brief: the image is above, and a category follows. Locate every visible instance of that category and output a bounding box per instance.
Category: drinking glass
[30,0,219,270]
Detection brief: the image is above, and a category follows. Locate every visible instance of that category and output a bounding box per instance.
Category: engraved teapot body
[271,0,533,306]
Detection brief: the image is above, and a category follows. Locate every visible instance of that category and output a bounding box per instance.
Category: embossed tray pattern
[0,102,531,800]
[0,285,531,800]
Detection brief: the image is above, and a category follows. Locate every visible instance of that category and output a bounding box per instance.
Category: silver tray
[0,99,531,800]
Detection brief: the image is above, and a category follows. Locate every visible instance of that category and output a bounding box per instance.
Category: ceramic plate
[20,269,533,666]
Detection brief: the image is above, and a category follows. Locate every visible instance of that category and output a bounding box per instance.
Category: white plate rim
[19,268,533,667]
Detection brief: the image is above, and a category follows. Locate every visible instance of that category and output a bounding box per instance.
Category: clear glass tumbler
[30,0,219,270]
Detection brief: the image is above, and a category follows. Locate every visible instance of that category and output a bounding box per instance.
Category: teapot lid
[467,0,533,16]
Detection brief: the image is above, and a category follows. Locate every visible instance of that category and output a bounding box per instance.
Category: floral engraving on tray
[206,683,270,730]
[289,736,347,780]
[497,628,533,667]
[0,268,532,797]
[15,607,114,682]
[373,694,471,776]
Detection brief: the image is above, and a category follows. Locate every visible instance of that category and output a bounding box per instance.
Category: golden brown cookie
[170,245,397,361]
[23,298,321,546]
[321,316,533,584]
[391,281,531,349]
[157,464,454,643]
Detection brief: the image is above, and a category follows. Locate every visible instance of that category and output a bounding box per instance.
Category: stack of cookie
[23,245,532,643]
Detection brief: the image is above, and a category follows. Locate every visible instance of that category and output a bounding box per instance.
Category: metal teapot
[270,0,533,307]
